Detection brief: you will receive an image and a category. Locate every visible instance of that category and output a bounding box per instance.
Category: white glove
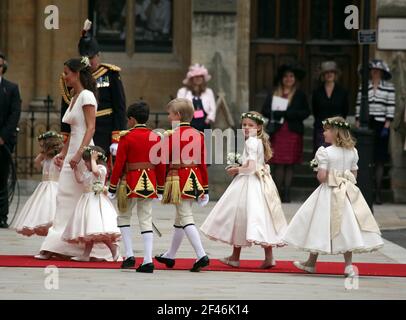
[198,194,209,207]
[108,192,117,200]
[109,143,119,156]
[157,194,163,201]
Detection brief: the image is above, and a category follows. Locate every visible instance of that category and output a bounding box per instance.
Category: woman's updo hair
[64,57,97,96]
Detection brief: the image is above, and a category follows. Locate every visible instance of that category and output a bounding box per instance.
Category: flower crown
[83,146,107,163]
[322,119,351,130]
[241,112,265,124]
[80,56,90,68]
[37,131,63,141]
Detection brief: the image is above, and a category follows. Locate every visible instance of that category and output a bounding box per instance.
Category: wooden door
[250,0,360,113]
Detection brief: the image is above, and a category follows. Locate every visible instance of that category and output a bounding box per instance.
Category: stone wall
[191,0,250,200]
[377,0,406,203]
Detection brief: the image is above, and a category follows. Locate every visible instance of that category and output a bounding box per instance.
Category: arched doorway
[250,0,361,112]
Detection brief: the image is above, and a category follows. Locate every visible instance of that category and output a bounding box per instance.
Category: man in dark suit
[0,52,22,228]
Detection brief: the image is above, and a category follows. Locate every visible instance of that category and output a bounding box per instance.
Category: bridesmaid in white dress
[283,117,384,277]
[62,146,120,261]
[36,57,115,260]
[12,131,63,236]
[201,112,287,269]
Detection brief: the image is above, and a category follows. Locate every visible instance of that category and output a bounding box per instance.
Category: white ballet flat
[34,252,52,260]
[344,265,356,278]
[293,261,316,274]
[219,257,240,268]
[71,256,90,262]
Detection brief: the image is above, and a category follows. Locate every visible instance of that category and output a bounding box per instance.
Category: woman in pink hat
[177,64,216,132]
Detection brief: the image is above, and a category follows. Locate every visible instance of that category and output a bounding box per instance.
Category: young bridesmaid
[62,146,121,261]
[283,117,384,277]
[12,131,63,236]
[201,111,287,268]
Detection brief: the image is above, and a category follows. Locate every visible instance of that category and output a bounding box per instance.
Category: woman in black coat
[312,61,349,154]
[262,64,310,203]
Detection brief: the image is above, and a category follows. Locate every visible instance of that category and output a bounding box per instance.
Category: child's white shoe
[219,257,240,268]
[344,265,356,278]
[71,256,90,262]
[293,261,316,273]
[34,251,52,260]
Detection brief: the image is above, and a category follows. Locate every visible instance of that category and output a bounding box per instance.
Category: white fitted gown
[39,90,115,259]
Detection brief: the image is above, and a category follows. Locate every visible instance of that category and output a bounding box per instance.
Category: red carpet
[0,255,405,277]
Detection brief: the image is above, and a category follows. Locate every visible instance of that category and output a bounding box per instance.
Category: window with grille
[89,0,173,53]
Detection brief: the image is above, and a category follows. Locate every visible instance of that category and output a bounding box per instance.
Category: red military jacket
[164,122,209,199]
[109,124,166,198]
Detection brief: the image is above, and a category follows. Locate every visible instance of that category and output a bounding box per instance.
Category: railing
[14,107,170,176]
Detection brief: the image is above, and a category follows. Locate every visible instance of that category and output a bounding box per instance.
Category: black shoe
[0,220,9,229]
[121,256,136,269]
[282,189,291,203]
[375,192,383,205]
[190,255,210,272]
[155,253,175,268]
[136,263,154,273]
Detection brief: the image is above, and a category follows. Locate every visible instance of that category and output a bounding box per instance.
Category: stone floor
[1,199,406,300]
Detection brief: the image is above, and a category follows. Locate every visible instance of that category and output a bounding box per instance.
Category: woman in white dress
[35,57,115,260]
[201,112,287,269]
[62,146,120,261]
[12,131,63,236]
[283,117,384,277]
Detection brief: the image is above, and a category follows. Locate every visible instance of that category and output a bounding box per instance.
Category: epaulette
[59,74,73,105]
[100,63,121,72]
[92,63,121,79]
[164,130,174,137]
[119,130,130,137]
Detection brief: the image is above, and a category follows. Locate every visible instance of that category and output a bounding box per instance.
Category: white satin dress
[12,158,60,236]
[283,146,384,254]
[201,137,287,247]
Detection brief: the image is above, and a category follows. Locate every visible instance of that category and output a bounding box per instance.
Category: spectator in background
[262,64,310,203]
[356,59,396,205]
[177,64,216,132]
[0,52,22,228]
[312,61,349,154]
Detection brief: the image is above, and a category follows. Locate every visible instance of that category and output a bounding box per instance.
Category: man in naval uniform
[60,20,127,162]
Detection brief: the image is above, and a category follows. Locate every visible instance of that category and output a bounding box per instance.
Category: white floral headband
[322,119,351,130]
[38,131,63,141]
[83,146,107,162]
[241,112,265,124]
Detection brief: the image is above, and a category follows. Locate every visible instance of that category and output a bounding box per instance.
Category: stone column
[376,0,406,203]
[0,1,9,53]
[236,0,250,115]
[29,0,55,110]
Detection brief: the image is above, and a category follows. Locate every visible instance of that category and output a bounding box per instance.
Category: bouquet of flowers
[226,152,242,169]
[309,158,318,172]
[92,181,106,195]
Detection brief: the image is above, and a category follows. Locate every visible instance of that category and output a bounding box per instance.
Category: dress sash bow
[255,165,287,234]
[328,169,381,239]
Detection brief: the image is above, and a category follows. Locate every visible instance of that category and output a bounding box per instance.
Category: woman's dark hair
[127,101,150,124]
[82,145,107,166]
[64,58,97,96]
